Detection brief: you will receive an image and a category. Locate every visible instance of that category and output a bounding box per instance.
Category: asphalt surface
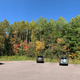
[0,61,80,80]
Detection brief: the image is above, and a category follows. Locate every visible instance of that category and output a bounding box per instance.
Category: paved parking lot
[0,61,80,80]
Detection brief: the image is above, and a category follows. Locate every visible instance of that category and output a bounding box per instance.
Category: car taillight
[60,59,61,61]
[67,59,68,61]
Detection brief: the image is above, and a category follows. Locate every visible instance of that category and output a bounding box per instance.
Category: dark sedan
[36,56,44,63]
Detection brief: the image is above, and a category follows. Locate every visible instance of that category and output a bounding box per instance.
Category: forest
[0,15,80,60]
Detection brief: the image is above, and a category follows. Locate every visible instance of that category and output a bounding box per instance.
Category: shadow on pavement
[59,64,68,66]
[36,61,44,63]
[0,63,4,65]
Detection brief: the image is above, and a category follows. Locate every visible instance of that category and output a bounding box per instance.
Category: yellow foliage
[56,38,62,44]
[76,51,80,60]
[35,39,45,54]
[62,45,67,52]
[69,53,76,58]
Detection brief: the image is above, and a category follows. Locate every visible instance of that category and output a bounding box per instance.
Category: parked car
[59,57,68,66]
[36,56,44,63]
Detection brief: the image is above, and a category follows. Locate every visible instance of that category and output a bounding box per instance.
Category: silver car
[59,57,68,66]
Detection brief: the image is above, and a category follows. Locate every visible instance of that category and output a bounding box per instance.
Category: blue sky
[0,0,80,25]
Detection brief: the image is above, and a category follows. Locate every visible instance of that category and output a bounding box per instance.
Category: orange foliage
[23,40,29,53]
[69,53,76,58]
[13,39,29,54]
[62,45,70,52]
[13,43,20,54]
[56,38,62,44]
[62,45,67,52]
[35,39,45,54]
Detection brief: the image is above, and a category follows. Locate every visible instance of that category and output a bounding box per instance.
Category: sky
[0,0,80,25]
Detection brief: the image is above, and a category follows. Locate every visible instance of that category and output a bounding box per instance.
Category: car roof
[37,56,43,57]
[61,57,67,59]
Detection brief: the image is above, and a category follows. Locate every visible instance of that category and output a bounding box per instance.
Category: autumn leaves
[1,16,80,60]
[35,39,45,56]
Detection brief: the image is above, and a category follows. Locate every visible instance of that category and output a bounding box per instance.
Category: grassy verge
[0,56,80,64]
[0,56,36,61]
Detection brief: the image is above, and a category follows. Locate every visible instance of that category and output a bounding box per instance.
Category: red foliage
[14,43,20,50]
[13,39,29,54]
[23,45,29,50]
[23,39,29,50]
[13,43,20,54]
[23,39,26,44]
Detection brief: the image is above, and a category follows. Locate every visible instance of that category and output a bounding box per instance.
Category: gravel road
[0,60,80,80]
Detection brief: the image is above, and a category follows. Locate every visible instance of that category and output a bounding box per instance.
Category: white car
[59,57,68,66]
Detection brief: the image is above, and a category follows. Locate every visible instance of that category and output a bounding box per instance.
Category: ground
[0,60,80,80]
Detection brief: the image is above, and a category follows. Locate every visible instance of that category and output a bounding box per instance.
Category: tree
[30,20,37,43]
[56,38,63,58]
[55,16,67,38]
[25,21,29,45]
[36,17,47,41]
[35,39,45,56]
[18,20,26,41]
[9,31,20,55]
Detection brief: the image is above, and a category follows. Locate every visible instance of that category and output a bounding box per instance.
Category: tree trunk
[58,45,60,58]
[21,34,22,41]
[51,37,53,50]
[40,31,41,41]
[19,32,21,40]
[29,30,31,43]
[40,27,41,41]
[68,46,69,59]
[26,29,28,45]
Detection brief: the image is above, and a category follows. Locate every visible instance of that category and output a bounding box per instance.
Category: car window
[61,57,64,59]
[61,57,67,59]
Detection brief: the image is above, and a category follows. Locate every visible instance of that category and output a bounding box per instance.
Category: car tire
[37,61,39,63]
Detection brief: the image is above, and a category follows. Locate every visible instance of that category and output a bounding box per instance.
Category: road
[0,60,80,80]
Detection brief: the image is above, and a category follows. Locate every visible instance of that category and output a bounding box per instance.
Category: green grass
[0,56,80,64]
[0,56,36,62]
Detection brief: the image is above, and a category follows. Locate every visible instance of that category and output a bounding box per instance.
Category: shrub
[75,51,80,60]
[43,48,53,59]
[27,42,36,58]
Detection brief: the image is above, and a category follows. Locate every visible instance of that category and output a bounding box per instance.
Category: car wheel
[37,61,39,63]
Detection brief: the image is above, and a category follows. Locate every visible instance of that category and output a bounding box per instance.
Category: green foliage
[43,48,53,58]
[1,15,80,60]
[27,42,36,58]
[75,51,80,60]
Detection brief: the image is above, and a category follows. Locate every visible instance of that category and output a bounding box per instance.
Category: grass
[0,56,80,64]
[0,56,36,61]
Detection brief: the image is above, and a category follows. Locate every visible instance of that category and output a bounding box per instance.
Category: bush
[43,49,53,59]
[27,43,36,58]
[75,51,80,60]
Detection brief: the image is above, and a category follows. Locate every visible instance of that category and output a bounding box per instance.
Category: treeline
[0,15,80,59]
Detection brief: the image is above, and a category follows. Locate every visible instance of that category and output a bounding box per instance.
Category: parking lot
[0,61,80,80]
